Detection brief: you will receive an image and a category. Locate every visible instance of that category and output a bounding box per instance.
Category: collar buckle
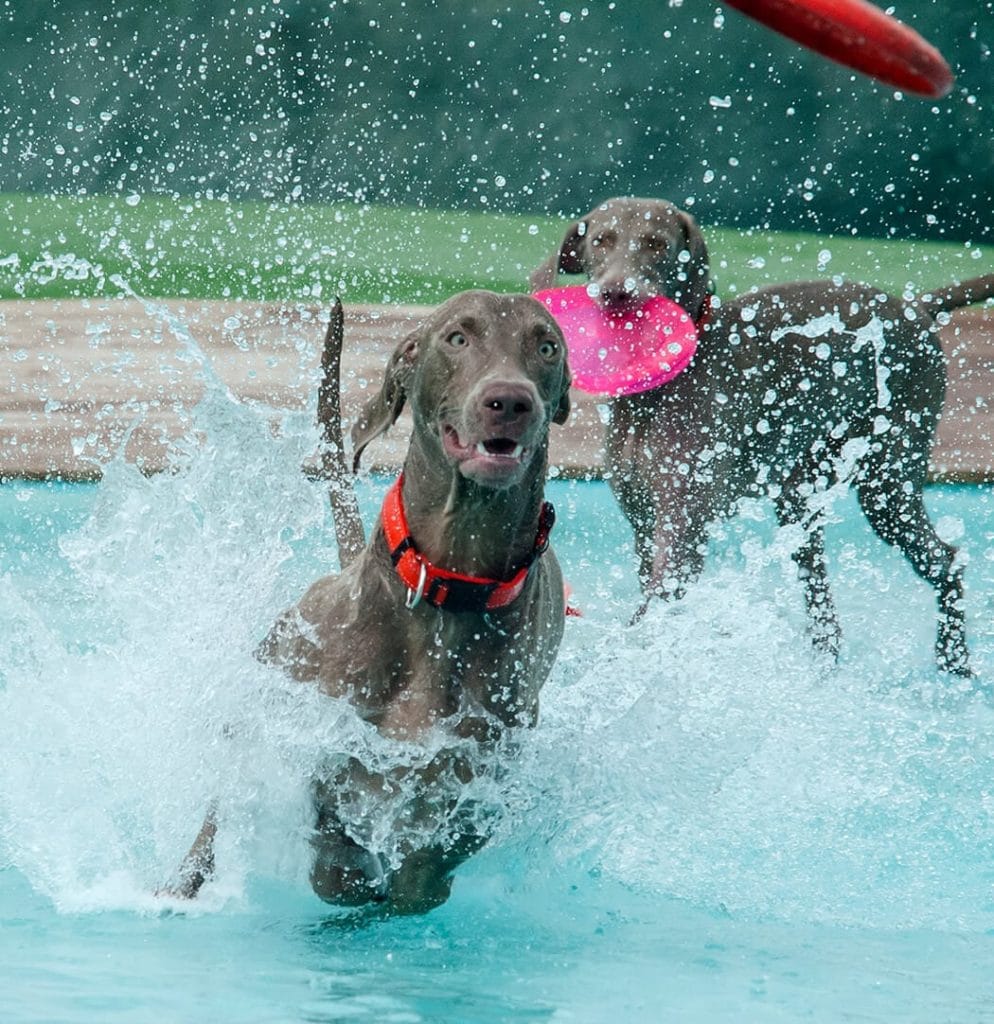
[404,560,428,610]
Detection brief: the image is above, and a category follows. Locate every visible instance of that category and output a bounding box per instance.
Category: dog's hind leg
[855,479,971,676]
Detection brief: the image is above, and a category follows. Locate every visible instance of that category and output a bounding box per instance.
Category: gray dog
[533,196,994,676]
[171,291,572,914]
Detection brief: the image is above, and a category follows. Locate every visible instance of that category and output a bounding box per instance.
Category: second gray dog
[533,196,994,676]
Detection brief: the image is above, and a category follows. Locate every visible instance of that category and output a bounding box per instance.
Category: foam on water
[0,309,336,911]
[524,581,994,931]
[1,311,993,939]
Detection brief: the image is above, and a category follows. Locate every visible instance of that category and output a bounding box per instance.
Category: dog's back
[709,280,946,485]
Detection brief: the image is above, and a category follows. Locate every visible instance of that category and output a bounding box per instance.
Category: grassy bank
[1,192,989,305]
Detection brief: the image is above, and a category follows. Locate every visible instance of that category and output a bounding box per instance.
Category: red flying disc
[725,0,954,98]
[534,286,699,398]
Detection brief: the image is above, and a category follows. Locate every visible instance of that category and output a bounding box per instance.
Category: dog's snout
[478,383,537,427]
[599,277,641,309]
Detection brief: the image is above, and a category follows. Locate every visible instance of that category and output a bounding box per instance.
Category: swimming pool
[2,384,993,1022]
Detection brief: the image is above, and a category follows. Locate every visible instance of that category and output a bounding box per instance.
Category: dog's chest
[368,608,548,741]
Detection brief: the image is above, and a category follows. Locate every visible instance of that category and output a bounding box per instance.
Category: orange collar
[381,474,555,614]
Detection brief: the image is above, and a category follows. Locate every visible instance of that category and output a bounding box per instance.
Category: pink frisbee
[534,286,699,398]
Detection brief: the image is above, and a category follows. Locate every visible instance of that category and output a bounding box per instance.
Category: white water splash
[1,319,992,931]
[771,312,893,410]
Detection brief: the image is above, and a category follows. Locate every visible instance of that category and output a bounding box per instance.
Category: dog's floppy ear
[351,329,419,471]
[553,356,572,426]
[529,220,588,290]
[676,210,711,322]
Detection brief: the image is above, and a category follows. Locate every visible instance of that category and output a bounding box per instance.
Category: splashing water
[0,353,329,911]
[1,305,993,1022]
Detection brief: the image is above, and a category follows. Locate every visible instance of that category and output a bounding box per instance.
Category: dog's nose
[478,382,537,429]
[599,278,640,309]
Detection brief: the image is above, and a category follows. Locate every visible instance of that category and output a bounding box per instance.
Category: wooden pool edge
[1,297,992,484]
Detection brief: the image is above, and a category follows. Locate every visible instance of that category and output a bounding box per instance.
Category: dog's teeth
[474,441,525,459]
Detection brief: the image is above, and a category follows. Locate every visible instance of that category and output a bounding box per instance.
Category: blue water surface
[2,407,994,1022]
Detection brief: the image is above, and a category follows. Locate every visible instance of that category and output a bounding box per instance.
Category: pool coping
[1,297,992,483]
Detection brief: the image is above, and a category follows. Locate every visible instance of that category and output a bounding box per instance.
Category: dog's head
[352,291,571,489]
[532,197,711,321]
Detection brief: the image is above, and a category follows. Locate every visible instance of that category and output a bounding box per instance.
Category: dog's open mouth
[442,425,530,483]
[475,437,525,459]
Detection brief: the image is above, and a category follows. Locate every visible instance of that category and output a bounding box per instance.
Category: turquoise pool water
[2,384,994,1021]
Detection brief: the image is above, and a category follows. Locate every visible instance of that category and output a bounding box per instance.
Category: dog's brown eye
[539,339,559,359]
[447,331,468,348]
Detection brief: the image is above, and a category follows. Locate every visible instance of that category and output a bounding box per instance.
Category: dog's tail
[317,299,366,570]
[918,274,994,316]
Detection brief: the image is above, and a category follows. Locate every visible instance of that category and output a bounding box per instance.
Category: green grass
[0,192,989,305]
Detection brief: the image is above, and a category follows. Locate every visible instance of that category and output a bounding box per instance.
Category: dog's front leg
[632,501,710,621]
[159,806,217,899]
[310,826,389,907]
